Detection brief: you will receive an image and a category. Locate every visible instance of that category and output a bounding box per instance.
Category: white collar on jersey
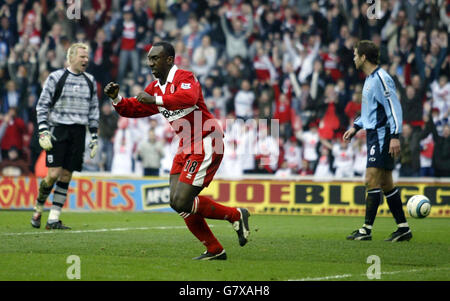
[155,65,178,88]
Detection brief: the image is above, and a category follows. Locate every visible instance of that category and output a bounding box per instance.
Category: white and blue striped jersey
[354,67,402,137]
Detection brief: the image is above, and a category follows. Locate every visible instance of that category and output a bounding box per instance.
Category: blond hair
[66,43,89,63]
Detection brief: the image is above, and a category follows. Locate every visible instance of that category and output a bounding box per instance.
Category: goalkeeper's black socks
[364,188,383,227]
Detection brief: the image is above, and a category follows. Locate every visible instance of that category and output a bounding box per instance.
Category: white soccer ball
[407,195,431,218]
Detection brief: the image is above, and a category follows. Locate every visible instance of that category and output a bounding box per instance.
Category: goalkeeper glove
[88,133,98,158]
[39,130,54,151]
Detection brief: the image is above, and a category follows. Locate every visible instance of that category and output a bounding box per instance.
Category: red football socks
[183,213,223,254]
[180,196,241,255]
[193,196,240,223]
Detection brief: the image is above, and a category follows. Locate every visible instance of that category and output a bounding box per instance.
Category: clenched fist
[136,91,155,104]
[104,82,120,99]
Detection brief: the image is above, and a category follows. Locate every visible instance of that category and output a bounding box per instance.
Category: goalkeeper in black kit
[31,43,100,230]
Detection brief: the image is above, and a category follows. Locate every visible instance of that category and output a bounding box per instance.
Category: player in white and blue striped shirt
[343,40,411,242]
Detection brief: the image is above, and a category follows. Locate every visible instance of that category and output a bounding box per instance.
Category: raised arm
[431,32,448,81]
[415,31,427,81]
[242,4,254,38]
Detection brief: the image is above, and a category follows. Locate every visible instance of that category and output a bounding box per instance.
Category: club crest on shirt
[170,84,175,93]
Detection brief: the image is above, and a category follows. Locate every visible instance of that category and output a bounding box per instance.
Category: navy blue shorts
[366,127,395,170]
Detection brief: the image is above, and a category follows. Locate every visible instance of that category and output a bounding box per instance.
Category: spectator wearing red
[320,40,342,82]
[223,0,245,23]
[0,107,26,159]
[17,2,41,47]
[344,87,362,126]
[253,45,276,82]
[318,84,341,140]
[118,7,137,48]
[419,132,434,177]
[273,82,293,140]
[113,6,142,85]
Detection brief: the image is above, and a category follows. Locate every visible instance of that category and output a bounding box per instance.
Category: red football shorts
[171,134,224,187]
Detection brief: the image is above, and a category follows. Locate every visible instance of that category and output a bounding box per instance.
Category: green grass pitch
[0,211,449,281]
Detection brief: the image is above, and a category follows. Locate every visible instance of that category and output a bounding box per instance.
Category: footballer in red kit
[104,41,250,260]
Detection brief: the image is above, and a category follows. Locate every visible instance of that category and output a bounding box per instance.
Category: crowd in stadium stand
[0,0,449,178]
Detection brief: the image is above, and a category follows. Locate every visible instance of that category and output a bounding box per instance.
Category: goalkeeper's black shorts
[45,124,86,172]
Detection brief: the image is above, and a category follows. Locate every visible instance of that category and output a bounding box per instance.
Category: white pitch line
[293,274,353,281]
[1,225,200,236]
[289,267,450,281]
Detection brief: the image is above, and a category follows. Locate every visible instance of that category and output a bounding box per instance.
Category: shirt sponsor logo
[161,108,185,119]
[158,105,199,122]
[181,83,191,89]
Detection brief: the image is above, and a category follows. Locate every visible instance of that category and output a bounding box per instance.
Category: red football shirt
[113,65,223,150]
